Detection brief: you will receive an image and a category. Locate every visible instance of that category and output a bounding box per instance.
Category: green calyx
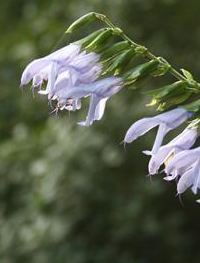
[77,28,108,48]
[144,81,192,111]
[102,49,135,75]
[122,60,159,86]
[100,41,131,60]
[85,28,113,51]
[182,99,200,113]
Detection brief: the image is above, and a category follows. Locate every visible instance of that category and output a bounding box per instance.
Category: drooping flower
[20,43,81,87]
[146,126,198,175]
[164,146,200,195]
[78,77,123,126]
[124,108,192,154]
[51,76,123,126]
[176,159,200,195]
[165,147,200,177]
[20,43,102,98]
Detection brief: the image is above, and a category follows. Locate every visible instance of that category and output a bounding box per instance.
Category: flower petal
[124,118,159,143]
[78,95,101,126]
[21,59,50,86]
[165,147,200,175]
[94,97,108,121]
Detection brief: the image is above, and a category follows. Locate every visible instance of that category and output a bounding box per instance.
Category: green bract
[183,99,200,112]
[66,13,97,34]
[77,28,108,48]
[85,29,113,51]
[100,41,131,60]
[157,92,192,111]
[103,49,135,75]
[122,60,159,86]
[144,81,191,110]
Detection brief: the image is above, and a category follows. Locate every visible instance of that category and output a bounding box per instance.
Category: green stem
[94,12,200,91]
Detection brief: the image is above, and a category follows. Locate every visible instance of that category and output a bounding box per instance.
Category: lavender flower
[20,43,101,98]
[78,77,123,126]
[51,76,123,126]
[164,147,200,195]
[176,159,200,195]
[20,44,81,87]
[146,126,198,175]
[124,108,192,154]
[165,147,200,176]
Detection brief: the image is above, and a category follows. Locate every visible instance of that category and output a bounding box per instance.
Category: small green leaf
[181,68,194,81]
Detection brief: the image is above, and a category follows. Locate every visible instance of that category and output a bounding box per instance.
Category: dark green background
[1,0,200,262]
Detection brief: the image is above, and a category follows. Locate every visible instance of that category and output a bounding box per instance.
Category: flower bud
[145,81,190,110]
[100,41,131,60]
[103,49,135,74]
[85,29,113,51]
[65,13,97,34]
[77,28,107,48]
[122,60,159,85]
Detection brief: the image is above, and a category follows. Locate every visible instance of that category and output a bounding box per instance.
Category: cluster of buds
[20,13,200,202]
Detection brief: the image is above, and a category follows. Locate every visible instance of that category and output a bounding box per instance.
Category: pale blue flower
[62,76,123,126]
[146,127,198,175]
[20,44,101,100]
[124,108,192,154]
[20,44,81,86]
[163,145,200,196]
[165,147,200,176]
[176,159,200,194]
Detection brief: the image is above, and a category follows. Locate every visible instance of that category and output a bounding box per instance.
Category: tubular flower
[20,43,102,97]
[20,44,81,87]
[124,108,192,154]
[20,41,123,125]
[165,147,200,176]
[52,76,123,125]
[164,147,200,195]
[77,77,123,126]
[146,126,198,175]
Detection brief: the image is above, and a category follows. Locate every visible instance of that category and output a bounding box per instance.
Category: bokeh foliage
[1,0,200,262]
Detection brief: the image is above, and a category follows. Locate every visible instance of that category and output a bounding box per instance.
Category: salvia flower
[20,43,81,87]
[21,39,124,126]
[124,108,192,154]
[52,76,123,125]
[147,126,198,175]
[164,147,200,195]
[77,77,123,126]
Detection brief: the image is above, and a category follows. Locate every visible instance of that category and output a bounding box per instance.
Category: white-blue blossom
[164,146,200,195]
[146,126,198,175]
[176,159,200,195]
[124,108,192,154]
[55,76,123,126]
[165,147,200,176]
[20,43,101,98]
[20,43,81,86]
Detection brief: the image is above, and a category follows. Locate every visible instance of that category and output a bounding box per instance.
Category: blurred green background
[1,0,200,262]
